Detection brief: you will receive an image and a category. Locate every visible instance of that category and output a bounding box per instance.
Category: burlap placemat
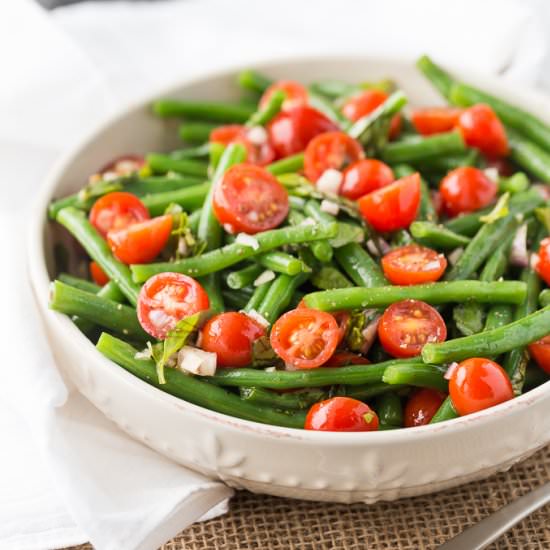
[71,445,550,549]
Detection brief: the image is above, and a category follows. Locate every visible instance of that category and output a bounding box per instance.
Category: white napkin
[0,0,548,549]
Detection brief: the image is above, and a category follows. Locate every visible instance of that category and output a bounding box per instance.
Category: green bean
[266,153,305,175]
[246,89,285,127]
[58,273,100,294]
[57,207,141,305]
[416,55,454,99]
[131,222,338,282]
[422,304,550,364]
[391,230,415,248]
[309,80,359,99]
[257,251,308,276]
[450,82,550,152]
[484,304,514,332]
[97,333,305,428]
[146,154,208,178]
[179,122,217,144]
[337,383,405,401]
[479,238,513,282]
[170,144,211,159]
[141,183,209,216]
[374,393,403,427]
[258,273,309,325]
[540,289,550,307]
[507,129,550,183]
[382,363,447,392]
[98,280,125,303]
[237,70,272,94]
[414,150,479,173]
[221,289,251,310]
[392,164,436,222]
[209,358,427,389]
[288,209,333,263]
[409,222,470,249]
[188,209,202,233]
[209,141,225,171]
[498,173,529,195]
[239,387,325,410]
[311,266,353,290]
[242,282,271,313]
[308,90,350,128]
[381,132,465,164]
[226,264,264,290]
[127,175,205,195]
[152,99,255,123]
[289,196,307,210]
[334,243,387,288]
[430,397,458,424]
[50,281,147,340]
[304,281,526,312]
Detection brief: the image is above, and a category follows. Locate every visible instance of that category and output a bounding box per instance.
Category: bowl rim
[28,53,550,445]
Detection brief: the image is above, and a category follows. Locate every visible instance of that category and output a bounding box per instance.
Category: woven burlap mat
[70,445,550,549]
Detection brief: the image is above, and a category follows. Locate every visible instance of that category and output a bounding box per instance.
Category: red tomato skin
[209,125,275,166]
[89,191,150,238]
[457,104,508,158]
[439,167,497,217]
[342,89,401,139]
[535,238,550,286]
[324,351,368,368]
[200,312,266,368]
[340,159,395,200]
[378,299,447,358]
[449,357,514,416]
[212,164,289,234]
[381,245,447,286]
[305,397,379,432]
[137,273,210,340]
[303,131,364,183]
[107,215,172,265]
[270,308,340,369]
[528,335,550,375]
[260,80,308,112]
[404,389,446,427]
[358,173,421,232]
[410,107,463,136]
[89,261,109,286]
[267,106,338,158]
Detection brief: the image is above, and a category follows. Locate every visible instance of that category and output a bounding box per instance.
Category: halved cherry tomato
[305,397,379,432]
[107,215,172,264]
[381,245,447,286]
[303,131,363,183]
[324,351,367,368]
[340,159,394,200]
[378,299,447,358]
[267,106,338,158]
[210,125,275,166]
[534,238,550,286]
[89,191,149,238]
[296,300,349,344]
[89,261,109,286]
[137,272,210,340]
[270,308,340,369]
[528,335,550,375]
[99,154,145,177]
[200,312,266,368]
[358,173,420,232]
[448,357,513,416]
[457,104,508,158]
[213,164,289,234]
[410,107,463,136]
[259,80,308,112]
[342,89,401,139]
[439,167,497,217]
[404,388,446,427]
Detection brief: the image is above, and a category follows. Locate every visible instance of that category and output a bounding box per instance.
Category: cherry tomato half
[324,351,367,368]
[213,164,289,234]
[410,107,463,136]
[381,245,447,286]
[99,154,145,177]
[137,272,210,340]
[340,159,394,200]
[358,173,421,232]
[534,238,550,286]
[267,106,338,158]
[404,388,446,427]
[303,131,363,183]
[342,89,401,139]
[305,397,379,432]
[448,357,514,416]
[210,124,275,166]
[107,215,172,265]
[457,104,508,158]
[89,261,109,286]
[200,312,266,368]
[89,191,149,238]
[378,299,447,358]
[270,308,340,369]
[439,167,497,217]
[528,335,550,375]
[259,80,308,112]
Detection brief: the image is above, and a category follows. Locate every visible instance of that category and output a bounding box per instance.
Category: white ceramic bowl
[28,56,550,503]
